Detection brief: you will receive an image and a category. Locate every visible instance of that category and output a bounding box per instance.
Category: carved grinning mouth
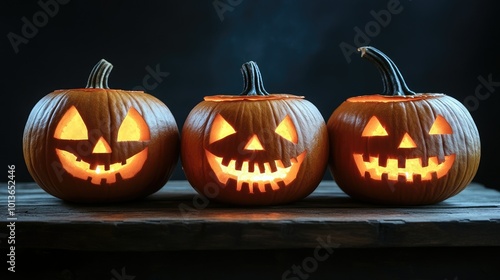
[353,153,455,182]
[206,150,306,193]
[55,148,148,184]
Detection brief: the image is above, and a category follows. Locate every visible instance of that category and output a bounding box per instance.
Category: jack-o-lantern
[23,59,180,203]
[181,61,329,206]
[327,46,481,205]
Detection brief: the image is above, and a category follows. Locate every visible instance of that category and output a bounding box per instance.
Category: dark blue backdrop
[2,0,499,190]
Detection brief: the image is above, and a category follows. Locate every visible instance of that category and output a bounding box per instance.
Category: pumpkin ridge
[28,94,57,191]
[45,93,70,192]
[436,96,480,189]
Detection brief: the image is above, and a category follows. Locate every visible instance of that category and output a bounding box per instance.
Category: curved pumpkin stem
[358,46,415,96]
[240,61,269,96]
[86,59,113,89]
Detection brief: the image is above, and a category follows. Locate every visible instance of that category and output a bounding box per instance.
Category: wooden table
[2,181,500,279]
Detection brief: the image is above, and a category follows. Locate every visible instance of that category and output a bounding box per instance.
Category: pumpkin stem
[358,46,415,96]
[86,59,113,89]
[240,61,269,96]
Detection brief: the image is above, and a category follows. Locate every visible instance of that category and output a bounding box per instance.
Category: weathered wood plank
[1,181,499,251]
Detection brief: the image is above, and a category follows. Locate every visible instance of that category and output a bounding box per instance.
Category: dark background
[1,0,499,190]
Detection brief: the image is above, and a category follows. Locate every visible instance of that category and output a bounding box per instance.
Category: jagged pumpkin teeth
[23,59,180,203]
[182,61,328,205]
[327,46,481,205]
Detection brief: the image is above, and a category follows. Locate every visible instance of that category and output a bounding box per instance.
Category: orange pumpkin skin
[23,60,179,203]
[181,62,329,206]
[327,47,481,205]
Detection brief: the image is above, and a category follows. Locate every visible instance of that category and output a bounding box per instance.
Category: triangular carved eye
[362,116,388,137]
[117,108,150,142]
[54,106,88,140]
[275,115,298,144]
[209,114,236,144]
[429,115,452,135]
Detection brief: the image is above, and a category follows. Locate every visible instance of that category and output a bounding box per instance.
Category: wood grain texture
[1,181,499,251]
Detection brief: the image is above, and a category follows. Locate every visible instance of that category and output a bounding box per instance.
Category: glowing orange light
[362,116,388,136]
[244,135,264,150]
[206,150,306,193]
[354,114,456,182]
[353,154,455,182]
[117,108,150,141]
[205,113,305,193]
[209,114,236,144]
[398,133,417,149]
[429,115,453,135]
[54,106,88,140]
[92,137,112,153]
[275,115,298,143]
[53,106,151,185]
[55,148,148,184]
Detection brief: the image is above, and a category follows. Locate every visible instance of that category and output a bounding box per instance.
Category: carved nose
[92,136,112,153]
[244,134,264,151]
[398,133,417,149]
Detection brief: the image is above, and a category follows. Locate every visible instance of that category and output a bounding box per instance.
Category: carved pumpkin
[181,61,329,206]
[327,46,481,205]
[23,59,180,203]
